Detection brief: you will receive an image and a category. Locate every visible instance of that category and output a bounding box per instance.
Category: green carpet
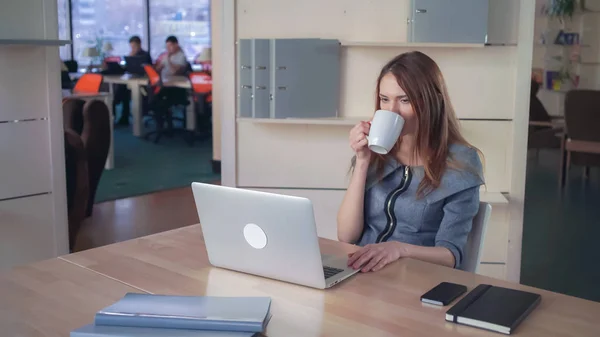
[95,121,220,203]
[521,149,600,302]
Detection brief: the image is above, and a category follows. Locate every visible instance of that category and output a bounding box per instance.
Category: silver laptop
[191,182,360,289]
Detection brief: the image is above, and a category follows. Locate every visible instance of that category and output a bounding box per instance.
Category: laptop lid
[104,61,125,75]
[191,183,327,289]
[124,55,146,75]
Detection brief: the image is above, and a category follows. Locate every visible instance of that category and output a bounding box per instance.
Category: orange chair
[189,71,212,95]
[72,73,103,94]
[144,64,162,94]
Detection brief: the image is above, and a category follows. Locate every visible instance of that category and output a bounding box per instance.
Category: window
[57,0,71,60]
[149,0,211,62]
[71,0,147,66]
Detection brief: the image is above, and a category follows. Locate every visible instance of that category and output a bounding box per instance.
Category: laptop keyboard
[323,266,344,279]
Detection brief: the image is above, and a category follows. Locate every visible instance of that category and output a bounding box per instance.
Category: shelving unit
[237,117,362,126]
[533,1,600,116]
[0,39,71,46]
[340,41,485,48]
[230,0,534,282]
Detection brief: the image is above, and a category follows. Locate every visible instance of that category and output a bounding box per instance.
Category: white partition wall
[0,0,69,270]
[219,0,534,282]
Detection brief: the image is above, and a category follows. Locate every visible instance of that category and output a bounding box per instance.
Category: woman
[337,51,484,272]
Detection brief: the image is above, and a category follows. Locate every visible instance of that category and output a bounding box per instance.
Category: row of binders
[71,293,272,337]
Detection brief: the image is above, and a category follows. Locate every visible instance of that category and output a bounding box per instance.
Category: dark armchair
[562,90,600,186]
[528,80,563,154]
[62,98,111,250]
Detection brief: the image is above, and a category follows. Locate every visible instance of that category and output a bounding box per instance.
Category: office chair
[72,73,103,94]
[81,100,111,217]
[460,202,492,273]
[143,64,192,144]
[528,80,563,158]
[64,59,79,73]
[61,71,73,89]
[188,71,213,144]
[562,90,600,187]
[63,101,89,252]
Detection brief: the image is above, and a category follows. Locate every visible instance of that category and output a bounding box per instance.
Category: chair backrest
[62,98,86,135]
[565,90,600,142]
[72,73,103,94]
[63,128,89,252]
[460,202,492,273]
[529,80,552,123]
[81,100,111,217]
[61,70,73,89]
[144,64,161,84]
[64,59,79,73]
[189,72,212,94]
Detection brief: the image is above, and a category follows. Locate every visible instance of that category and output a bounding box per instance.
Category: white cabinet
[237,122,354,189]
[236,0,410,43]
[237,120,513,192]
[408,0,519,45]
[0,121,53,200]
[0,0,58,41]
[478,263,506,279]
[0,194,57,270]
[487,0,520,45]
[0,0,68,270]
[237,39,341,119]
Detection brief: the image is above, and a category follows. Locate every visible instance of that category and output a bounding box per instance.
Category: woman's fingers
[351,137,368,151]
[347,246,370,266]
[358,123,370,137]
[347,248,366,266]
[356,137,368,148]
[372,257,390,272]
[350,122,370,140]
[361,253,384,273]
[351,249,376,270]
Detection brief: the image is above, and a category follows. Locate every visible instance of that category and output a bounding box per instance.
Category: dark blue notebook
[95,293,271,333]
[445,284,541,335]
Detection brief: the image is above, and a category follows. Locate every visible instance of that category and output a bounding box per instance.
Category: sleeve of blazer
[434,186,480,268]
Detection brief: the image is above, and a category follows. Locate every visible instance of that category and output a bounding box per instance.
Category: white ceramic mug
[367,110,405,154]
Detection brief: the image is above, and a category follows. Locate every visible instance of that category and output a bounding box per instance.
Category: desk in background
[103,75,196,137]
[54,224,600,337]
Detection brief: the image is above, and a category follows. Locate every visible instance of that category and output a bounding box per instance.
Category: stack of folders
[71,293,272,337]
[445,284,541,335]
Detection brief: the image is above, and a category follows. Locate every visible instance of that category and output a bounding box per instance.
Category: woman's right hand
[350,121,371,163]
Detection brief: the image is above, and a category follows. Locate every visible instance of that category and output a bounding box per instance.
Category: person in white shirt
[156,35,188,77]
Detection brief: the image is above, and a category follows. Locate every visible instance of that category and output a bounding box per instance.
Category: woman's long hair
[355,51,482,197]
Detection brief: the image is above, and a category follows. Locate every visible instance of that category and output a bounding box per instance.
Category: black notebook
[445,284,541,335]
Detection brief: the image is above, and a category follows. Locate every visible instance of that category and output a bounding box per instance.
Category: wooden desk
[62,225,600,337]
[0,258,146,337]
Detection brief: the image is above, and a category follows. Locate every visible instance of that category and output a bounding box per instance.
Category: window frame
[61,0,211,63]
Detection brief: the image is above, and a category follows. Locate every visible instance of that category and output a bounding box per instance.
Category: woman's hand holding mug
[349,121,371,163]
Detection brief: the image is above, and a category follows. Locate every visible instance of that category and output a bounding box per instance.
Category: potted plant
[544,0,587,22]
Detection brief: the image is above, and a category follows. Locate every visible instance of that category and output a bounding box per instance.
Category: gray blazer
[357,143,484,268]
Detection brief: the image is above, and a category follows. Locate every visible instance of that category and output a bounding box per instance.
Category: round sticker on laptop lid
[243,223,268,249]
